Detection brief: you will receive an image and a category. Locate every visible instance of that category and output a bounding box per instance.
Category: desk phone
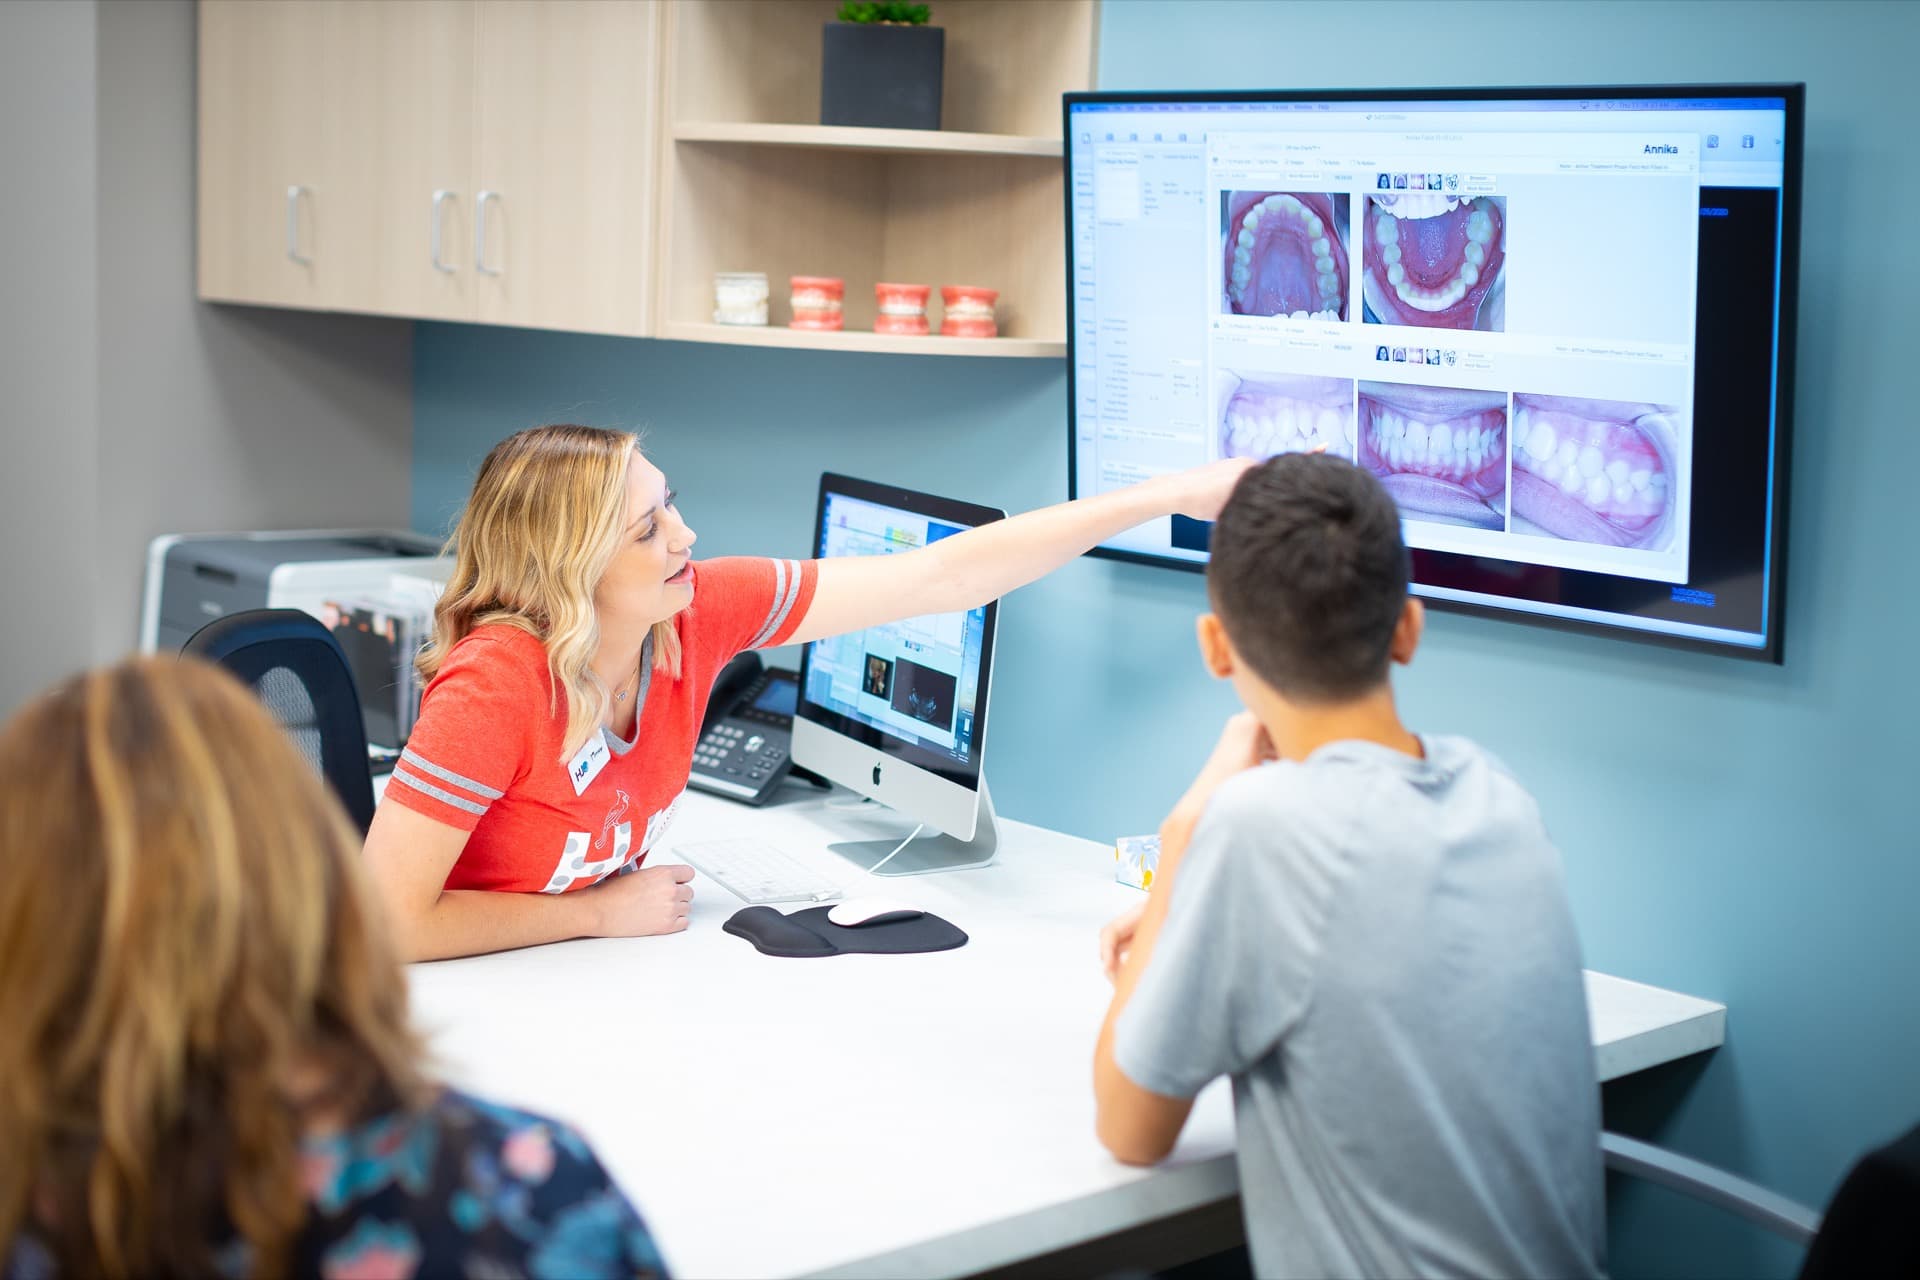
[690,652,798,805]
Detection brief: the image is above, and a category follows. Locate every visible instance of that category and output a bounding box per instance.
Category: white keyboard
[673,837,844,905]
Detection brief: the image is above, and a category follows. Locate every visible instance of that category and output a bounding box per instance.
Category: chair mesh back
[256,664,325,778]
[180,609,377,835]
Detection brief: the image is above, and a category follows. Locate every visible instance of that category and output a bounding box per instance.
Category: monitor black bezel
[795,473,1005,787]
[1062,83,1802,664]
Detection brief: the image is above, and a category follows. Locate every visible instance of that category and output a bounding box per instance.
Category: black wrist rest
[722,905,968,957]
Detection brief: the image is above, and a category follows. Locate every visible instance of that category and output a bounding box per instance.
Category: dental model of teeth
[939,285,998,338]
[1373,197,1498,314]
[1229,193,1345,316]
[1366,407,1505,481]
[789,275,845,331]
[873,282,931,336]
[713,271,769,326]
[1513,407,1668,517]
[1223,396,1354,459]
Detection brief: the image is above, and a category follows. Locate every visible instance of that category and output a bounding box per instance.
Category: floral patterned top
[5,1090,668,1280]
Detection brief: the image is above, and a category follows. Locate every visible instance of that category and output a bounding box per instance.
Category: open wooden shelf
[673,120,1062,159]
[663,321,1065,358]
[653,0,1095,360]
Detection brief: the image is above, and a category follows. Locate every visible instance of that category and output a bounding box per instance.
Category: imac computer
[1065,85,1803,660]
[791,473,1005,876]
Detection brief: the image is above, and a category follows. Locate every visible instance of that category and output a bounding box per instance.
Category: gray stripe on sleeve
[743,557,789,649]
[399,747,506,799]
[390,764,490,816]
[748,559,802,650]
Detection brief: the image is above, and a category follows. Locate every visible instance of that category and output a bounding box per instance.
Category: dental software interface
[804,493,986,765]
[1069,93,1793,652]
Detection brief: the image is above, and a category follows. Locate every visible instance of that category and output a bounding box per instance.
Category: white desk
[405,789,1726,1279]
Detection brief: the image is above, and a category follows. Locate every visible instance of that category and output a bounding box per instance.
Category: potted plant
[820,1,944,132]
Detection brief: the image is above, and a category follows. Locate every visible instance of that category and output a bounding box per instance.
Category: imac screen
[1066,86,1801,659]
[799,482,994,784]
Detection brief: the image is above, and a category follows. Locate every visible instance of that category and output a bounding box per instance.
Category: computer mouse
[827,897,926,928]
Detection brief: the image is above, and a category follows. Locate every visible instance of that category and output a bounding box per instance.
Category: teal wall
[413,3,1920,1274]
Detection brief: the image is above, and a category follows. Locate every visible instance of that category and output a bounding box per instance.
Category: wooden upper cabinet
[327,0,476,322]
[197,0,658,333]
[472,1,658,337]
[198,1,343,308]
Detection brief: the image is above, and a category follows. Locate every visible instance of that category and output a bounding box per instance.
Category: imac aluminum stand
[830,782,999,877]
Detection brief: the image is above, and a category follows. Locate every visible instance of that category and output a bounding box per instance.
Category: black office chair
[182,608,377,834]
[1603,1119,1920,1276]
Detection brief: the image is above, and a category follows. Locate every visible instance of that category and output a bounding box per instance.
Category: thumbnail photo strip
[1362,191,1507,332]
[1357,382,1509,531]
[1221,191,1350,321]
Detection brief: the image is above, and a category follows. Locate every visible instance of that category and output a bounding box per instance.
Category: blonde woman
[0,658,665,1279]
[365,424,1251,961]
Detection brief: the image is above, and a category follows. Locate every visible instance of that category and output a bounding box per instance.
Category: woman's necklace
[612,663,640,703]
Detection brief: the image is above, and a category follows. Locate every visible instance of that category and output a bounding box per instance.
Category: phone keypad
[696,725,739,770]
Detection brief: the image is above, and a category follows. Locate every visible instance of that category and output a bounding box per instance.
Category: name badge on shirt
[567,733,612,796]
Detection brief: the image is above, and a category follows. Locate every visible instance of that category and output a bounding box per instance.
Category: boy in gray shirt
[1093,454,1605,1279]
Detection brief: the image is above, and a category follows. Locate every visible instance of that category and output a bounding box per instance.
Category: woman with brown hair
[0,657,666,1278]
[366,424,1252,961]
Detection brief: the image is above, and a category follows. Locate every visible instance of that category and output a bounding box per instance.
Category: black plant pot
[820,22,944,131]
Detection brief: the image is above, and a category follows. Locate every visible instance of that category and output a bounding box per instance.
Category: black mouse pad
[722,905,967,957]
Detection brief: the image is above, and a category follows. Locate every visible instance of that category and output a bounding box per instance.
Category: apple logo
[872,763,882,786]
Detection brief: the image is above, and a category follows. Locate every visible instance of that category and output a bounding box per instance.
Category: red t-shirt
[385,557,818,893]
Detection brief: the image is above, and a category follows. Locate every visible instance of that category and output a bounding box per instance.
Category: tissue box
[1114,833,1160,891]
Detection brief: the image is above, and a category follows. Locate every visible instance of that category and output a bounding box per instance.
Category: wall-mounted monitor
[1065,85,1802,661]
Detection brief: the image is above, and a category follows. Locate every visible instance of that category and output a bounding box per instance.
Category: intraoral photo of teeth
[1358,382,1509,530]
[1218,372,1356,462]
[1222,191,1350,321]
[1363,194,1506,332]
[1510,394,1681,552]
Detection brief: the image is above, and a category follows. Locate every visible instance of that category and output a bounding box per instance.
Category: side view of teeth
[1367,407,1505,480]
[1373,198,1496,313]
[1377,191,1461,221]
[1514,407,1667,516]
[1230,193,1344,309]
[1224,395,1354,458]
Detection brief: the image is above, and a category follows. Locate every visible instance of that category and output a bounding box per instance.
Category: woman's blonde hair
[0,657,430,1278]
[420,424,684,760]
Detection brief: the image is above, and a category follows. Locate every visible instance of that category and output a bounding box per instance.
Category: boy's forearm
[1093,874,1190,1163]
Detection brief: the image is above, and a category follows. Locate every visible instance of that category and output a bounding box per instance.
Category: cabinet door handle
[285,185,312,265]
[430,189,458,273]
[475,190,502,276]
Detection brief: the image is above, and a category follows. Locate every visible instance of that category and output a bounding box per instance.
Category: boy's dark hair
[1206,453,1410,703]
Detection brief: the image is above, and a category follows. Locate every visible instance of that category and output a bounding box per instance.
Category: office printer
[141,530,454,749]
